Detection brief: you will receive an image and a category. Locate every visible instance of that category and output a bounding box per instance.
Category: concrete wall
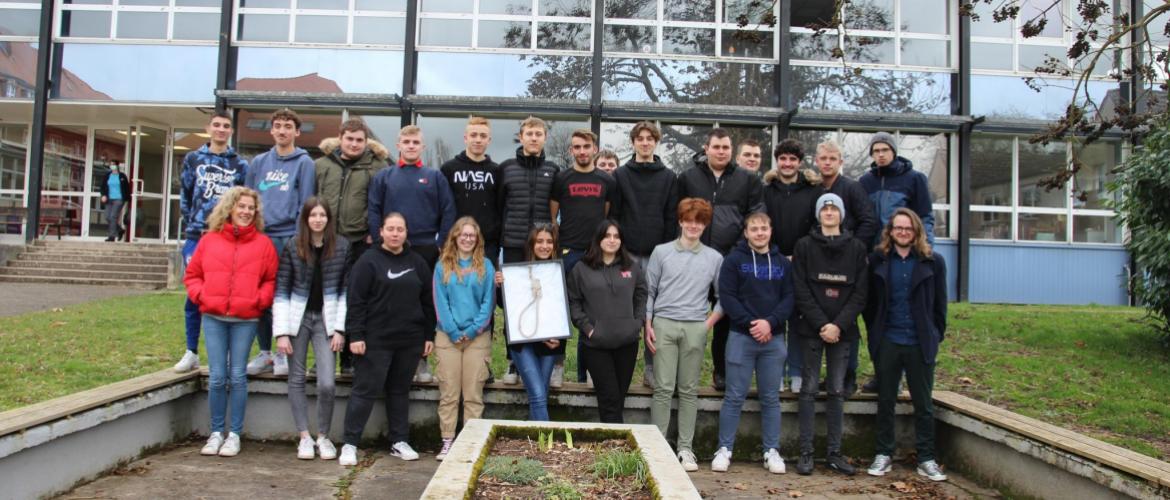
[0,244,22,268]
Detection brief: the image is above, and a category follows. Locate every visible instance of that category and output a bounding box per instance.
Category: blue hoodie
[432,257,496,342]
[367,163,457,246]
[858,156,935,245]
[180,144,248,238]
[717,239,795,336]
[245,146,316,238]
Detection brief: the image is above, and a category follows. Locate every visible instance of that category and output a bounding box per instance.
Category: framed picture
[500,260,572,345]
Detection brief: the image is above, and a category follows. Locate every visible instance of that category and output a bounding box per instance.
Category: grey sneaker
[549,363,564,388]
[678,449,699,472]
[246,352,273,375]
[827,453,856,476]
[502,363,519,385]
[796,453,813,475]
[917,460,948,481]
[867,454,893,476]
[642,363,655,389]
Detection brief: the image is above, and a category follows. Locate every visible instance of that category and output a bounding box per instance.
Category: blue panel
[969,242,1129,305]
[932,239,958,302]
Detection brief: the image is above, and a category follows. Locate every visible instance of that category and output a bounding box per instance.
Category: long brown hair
[877,207,933,258]
[525,223,559,261]
[438,216,486,284]
[295,197,336,263]
[206,186,264,233]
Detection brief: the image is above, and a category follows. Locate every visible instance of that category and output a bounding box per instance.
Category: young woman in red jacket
[184,186,279,458]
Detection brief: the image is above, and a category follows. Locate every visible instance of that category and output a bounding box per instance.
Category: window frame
[54,0,221,44]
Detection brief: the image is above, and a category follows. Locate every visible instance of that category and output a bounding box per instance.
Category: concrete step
[5,259,168,273]
[15,252,170,266]
[0,266,168,282]
[21,247,172,259]
[0,274,165,289]
[33,240,176,251]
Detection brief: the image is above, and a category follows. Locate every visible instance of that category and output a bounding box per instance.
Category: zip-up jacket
[822,175,880,250]
[432,258,496,343]
[367,162,456,246]
[677,155,764,255]
[497,147,558,249]
[273,237,350,338]
[314,138,389,241]
[859,156,935,245]
[441,152,502,244]
[100,171,131,202]
[346,244,436,350]
[567,259,648,350]
[762,169,821,256]
[180,144,248,239]
[863,249,947,365]
[792,228,869,341]
[246,146,316,238]
[717,240,794,336]
[184,222,278,320]
[612,156,679,256]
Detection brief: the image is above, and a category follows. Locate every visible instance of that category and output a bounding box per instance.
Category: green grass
[480,455,546,485]
[1,294,1167,460]
[591,448,648,487]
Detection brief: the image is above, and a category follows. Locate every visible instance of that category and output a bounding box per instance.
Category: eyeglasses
[458,233,478,240]
[891,226,915,233]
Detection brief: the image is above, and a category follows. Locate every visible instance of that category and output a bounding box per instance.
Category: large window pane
[0,8,39,37]
[536,22,590,51]
[900,39,947,67]
[1075,141,1119,210]
[173,12,220,40]
[1073,215,1121,244]
[38,194,83,236]
[61,11,111,38]
[663,27,715,56]
[1018,141,1066,208]
[479,20,531,49]
[971,135,1012,207]
[0,43,38,99]
[539,0,590,17]
[238,14,290,42]
[971,42,1012,71]
[482,0,530,15]
[419,52,590,98]
[969,0,1011,37]
[116,11,168,39]
[972,211,1010,239]
[420,0,469,13]
[794,67,950,114]
[241,0,288,7]
[0,125,28,193]
[898,132,948,203]
[604,0,653,19]
[0,192,24,234]
[353,17,405,44]
[236,47,404,94]
[836,131,874,179]
[1018,212,1066,241]
[599,121,635,161]
[1022,0,1064,38]
[790,32,836,61]
[419,18,472,46]
[845,36,894,64]
[665,0,714,22]
[933,209,949,239]
[844,0,893,30]
[721,29,773,59]
[295,15,346,43]
[604,24,655,53]
[659,123,712,172]
[901,0,947,34]
[43,126,87,192]
[57,44,218,102]
[603,57,774,106]
[299,0,346,9]
[791,0,835,28]
[1018,44,1061,72]
[971,75,1115,121]
[355,0,405,10]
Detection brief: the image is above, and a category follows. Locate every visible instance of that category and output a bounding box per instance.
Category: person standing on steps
[100,162,130,242]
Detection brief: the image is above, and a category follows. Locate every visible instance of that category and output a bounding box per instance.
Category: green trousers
[649,317,707,452]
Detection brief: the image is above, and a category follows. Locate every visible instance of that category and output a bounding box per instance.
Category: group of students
[174,108,948,482]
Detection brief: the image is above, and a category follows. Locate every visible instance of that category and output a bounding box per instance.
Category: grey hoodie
[246,146,316,238]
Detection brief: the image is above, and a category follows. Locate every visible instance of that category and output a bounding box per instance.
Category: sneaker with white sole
[317,437,337,460]
[218,432,241,457]
[201,432,224,456]
[297,436,315,459]
[174,350,200,373]
[790,376,802,394]
[273,353,289,376]
[502,364,519,385]
[764,448,786,474]
[549,363,564,388]
[436,438,454,461]
[246,351,273,375]
[413,360,433,384]
[710,447,731,472]
[867,454,893,476]
[390,441,420,461]
[678,449,699,472]
[917,460,948,481]
[339,444,358,466]
[586,372,594,388]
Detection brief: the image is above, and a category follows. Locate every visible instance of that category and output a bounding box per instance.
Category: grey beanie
[815,193,845,222]
[869,131,897,156]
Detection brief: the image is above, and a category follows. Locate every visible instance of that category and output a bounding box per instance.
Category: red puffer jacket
[184,222,278,319]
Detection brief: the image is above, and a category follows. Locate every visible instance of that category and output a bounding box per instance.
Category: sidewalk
[0,283,150,318]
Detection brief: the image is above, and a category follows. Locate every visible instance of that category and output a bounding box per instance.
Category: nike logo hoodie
[345,243,436,350]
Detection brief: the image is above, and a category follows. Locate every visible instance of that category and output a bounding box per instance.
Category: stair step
[16,252,170,265]
[22,246,172,257]
[33,240,175,251]
[0,266,167,281]
[5,259,168,273]
[0,274,165,289]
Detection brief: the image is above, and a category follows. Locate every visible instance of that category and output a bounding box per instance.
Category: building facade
[0,0,1157,305]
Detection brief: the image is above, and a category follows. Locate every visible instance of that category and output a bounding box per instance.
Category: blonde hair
[877,208,933,258]
[400,125,422,137]
[519,115,547,133]
[467,116,490,127]
[816,140,843,157]
[438,216,486,285]
[206,186,264,233]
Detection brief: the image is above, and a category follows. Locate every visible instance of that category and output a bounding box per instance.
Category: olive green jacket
[314,138,390,241]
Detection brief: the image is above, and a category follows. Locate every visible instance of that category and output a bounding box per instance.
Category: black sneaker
[861,378,879,393]
[796,453,814,475]
[827,454,856,476]
[713,373,725,391]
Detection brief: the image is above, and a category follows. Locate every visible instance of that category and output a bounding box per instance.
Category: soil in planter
[473,436,652,500]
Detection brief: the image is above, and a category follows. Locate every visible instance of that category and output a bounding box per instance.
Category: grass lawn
[2,292,1167,460]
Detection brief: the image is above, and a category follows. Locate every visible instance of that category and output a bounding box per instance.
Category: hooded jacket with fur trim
[314,138,390,241]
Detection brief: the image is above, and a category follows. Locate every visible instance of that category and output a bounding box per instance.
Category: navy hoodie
[180,144,248,239]
[858,156,934,245]
[245,146,315,238]
[367,162,457,247]
[717,239,795,336]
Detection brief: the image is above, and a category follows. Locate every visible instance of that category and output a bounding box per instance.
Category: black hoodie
[762,169,821,257]
[791,228,869,340]
[497,147,559,249]
[345,244,436,350]
[612,155,679,257]
[441,151,502,244]
[677,154,764,255]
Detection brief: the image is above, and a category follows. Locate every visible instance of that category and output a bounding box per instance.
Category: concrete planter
[420,419,701,500]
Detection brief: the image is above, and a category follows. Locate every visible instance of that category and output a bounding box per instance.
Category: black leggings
[582,342,638,423]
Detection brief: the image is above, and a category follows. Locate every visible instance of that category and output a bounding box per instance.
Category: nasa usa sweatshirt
[346,244,436,350]
[245,146,316,238]
[441,152,502,245]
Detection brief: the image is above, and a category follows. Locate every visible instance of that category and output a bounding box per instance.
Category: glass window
[536,22,590,51]
[969,0,1011,37]
[789,32,836,61]
[479,20,531,49]
[971,135,1012,207]
[1018,141,1066,209]
[0,8,40,37]
[604,0,653,19]
[294,15,347,44]
[539,0,590,17]
[599,121,635,161]
[900,39,947,67]
[299,0,346,9]
[658,123,712,172]
[933,209,949,239]
[898,132,948,203]
[1017,44,1061,72]
[844,0,893,30]
[0,42,38,99]
[604,25,655,53]
[1073,215,1121,244]
[665,0,714,23]
[835,131,874,180]
[61,11,111,38]
[1022,0,1064,38]
[173,13,220,40]
[57,44,218,102]
[793,67,950,114]
[236,109,342,160]
[116,11,168,39]
[353,17,405,44]
[662,27,716,56]
[971,42,1013,71]
[721,29,774,59]
[418,52,590,98]
[900,0,947,34]
[1074,141,1119,210]
[1018,212,1066,241]
[971,75,1115,121]
[791,0,835,28]
[43,126,88,193]
[238,13,290,42]
[0,192,24,234]
[603,57,775,107]
[0,125,28,194]
[355,0,405,10]
[240,0,287,7]
[419,18,472,47]
[482,0,531,15]
[420,0,470,13]
[972,210,1010,239]
[845,36,895,65]
[38,194,83,236]
[236,47,404,94]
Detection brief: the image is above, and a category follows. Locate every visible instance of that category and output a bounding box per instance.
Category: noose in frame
[517,266,542,339]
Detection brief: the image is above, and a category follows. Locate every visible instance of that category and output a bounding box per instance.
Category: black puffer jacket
[791,228,869,341]
[612,156,679,256]
[273,237,350,337]
[677,155,764,255]
[497,147,558,249]
[762,169,821,257]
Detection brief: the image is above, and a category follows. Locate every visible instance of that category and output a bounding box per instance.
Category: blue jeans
[204,316,257,434]
[559,248,588,382]
[785,324,802,377]
[718,331,785,452]
[511,343,556,421]
[254,235,290,353]
[182,238,201,353]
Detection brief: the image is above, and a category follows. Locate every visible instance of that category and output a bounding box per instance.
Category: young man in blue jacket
[245,108,316,376]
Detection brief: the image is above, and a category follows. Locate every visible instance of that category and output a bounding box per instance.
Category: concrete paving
[58,440,999,499]
[0,282,150,318]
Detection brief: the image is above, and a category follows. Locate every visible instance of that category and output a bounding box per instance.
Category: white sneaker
[218,432,241,457]
[436,438,454,461]
[867,454,893,476]
[246,351,273,375]
[390,441,420,461]
[339,444,358,466]
[549,363,564,388]
[413,360,433,384]
[502,363,519,385]
[764,448,786,474]
[174,350,199,373]
[917,460,948,481]
[273,353,289,376]
[779,378,787,393]
[317,436,337,460]
[201,432,224,456]
[678,449,699,472]
[711,447,731,472]
[586,372,594,388]
[791,376,803,394]
[297,436,315,459]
